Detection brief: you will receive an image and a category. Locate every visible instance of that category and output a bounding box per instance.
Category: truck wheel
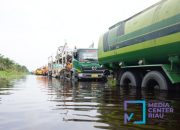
[141,71,168,90]
[120,71,140,87]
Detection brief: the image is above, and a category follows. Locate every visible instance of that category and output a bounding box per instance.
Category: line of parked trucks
[47,43,105,80]
[36,0,180,90]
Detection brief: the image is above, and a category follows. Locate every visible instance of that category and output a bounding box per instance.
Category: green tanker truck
[72,48,105,80]
[98,0,180,90]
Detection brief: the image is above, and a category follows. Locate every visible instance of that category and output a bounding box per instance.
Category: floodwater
[0,75,179,130]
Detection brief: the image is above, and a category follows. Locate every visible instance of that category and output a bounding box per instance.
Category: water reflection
[0,76,179,130]
[46,77,180,130]
[0,79,14,96]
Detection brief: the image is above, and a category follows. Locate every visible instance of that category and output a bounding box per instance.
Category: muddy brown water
[0,75,179,130]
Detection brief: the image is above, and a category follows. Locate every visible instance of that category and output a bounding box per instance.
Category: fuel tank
[98,0,180,67]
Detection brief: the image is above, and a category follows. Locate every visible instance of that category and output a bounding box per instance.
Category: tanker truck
[98,0,180,90]
[71,48,105,80]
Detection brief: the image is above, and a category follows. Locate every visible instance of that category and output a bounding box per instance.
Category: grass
[0,70,27,80]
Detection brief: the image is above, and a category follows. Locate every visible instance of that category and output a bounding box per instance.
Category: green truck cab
[72,48,105,80]
[98,0,180,90]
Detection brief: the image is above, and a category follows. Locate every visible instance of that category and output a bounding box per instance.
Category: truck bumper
[78,73,104,79]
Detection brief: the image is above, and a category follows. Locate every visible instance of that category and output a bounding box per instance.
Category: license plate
[91,74,98,78]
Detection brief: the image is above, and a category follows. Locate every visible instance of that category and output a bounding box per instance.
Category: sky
[0,0,160,71]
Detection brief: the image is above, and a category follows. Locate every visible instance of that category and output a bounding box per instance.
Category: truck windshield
[78,49,98,62]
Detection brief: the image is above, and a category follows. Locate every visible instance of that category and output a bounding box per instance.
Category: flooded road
[0,75,179,130]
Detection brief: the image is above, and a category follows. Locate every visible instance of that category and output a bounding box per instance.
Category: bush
[0,54,28,72]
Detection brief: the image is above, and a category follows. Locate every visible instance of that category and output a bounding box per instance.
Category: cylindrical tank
[98,0,180,67]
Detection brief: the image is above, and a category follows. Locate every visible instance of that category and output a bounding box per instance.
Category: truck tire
[120,71,140,87]
[141,71,168,90]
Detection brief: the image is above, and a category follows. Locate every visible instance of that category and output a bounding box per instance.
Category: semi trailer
[98,0,180,90]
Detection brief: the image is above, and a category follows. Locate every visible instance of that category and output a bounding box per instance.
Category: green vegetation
[0,54,29,79]
[107,76,116,87]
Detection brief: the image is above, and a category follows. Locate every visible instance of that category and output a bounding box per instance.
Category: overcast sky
[0,0,160,71]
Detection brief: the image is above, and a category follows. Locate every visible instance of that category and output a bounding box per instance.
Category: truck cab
[72,48,104,80]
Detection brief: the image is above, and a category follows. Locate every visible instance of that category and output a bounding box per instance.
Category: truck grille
[82,67,104,73]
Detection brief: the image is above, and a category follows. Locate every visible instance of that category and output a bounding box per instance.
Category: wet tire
[120,71,140,87]
[141,71,168,90]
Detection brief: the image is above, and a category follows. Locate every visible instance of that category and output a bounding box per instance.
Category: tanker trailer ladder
[162,56,180,85]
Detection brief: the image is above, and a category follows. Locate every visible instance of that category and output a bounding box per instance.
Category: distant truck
[71,48,105,80]
[41,66,48,76]
[48,43,73,78]
[35,68,43,75]
[98,0,180,90]
[35,66,48,76]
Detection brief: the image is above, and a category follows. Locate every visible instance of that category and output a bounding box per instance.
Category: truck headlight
[78,73,83,77]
